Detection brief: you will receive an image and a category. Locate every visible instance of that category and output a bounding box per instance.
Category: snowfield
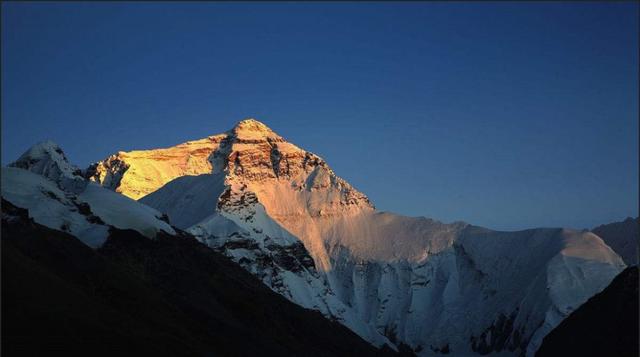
[79,183,175,237]
[1,167,109,248]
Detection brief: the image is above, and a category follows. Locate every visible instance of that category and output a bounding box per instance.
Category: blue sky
[2,2,638,230]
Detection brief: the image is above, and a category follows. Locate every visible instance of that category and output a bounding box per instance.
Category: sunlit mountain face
[67,118,627,356]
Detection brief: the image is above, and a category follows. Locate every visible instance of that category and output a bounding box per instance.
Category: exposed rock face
[86,135,225,199]
[89,118,371,207]
[91,118,627,356]
[92,118,374,271]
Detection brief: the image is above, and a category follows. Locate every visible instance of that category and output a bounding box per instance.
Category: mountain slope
[2,141,174,247]
[592,217,639,266]
[535,266,639,357]
[90,118,628,356]
[2,199,396,357]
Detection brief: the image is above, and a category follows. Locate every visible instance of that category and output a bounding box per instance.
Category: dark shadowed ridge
[1,199,402,357]
[592,217,639,266]
[535,266,639,357]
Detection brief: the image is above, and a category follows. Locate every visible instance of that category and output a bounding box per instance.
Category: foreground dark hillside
[2,199,395,357]
[536,266,639,357]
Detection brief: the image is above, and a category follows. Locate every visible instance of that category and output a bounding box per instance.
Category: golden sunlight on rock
[87,135,225,199]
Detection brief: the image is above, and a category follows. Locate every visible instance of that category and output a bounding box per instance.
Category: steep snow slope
[79,183,175,238]
[2,142,174,247]
[95,119,626,356]
[535,267,639,357]
[140,173,226,228]
[2,167,109,248]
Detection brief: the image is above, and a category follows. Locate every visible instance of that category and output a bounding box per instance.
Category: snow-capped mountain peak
[86,118,626,356]
[3,142,175,246]
[9,140,86,193]
[229,118,281,141]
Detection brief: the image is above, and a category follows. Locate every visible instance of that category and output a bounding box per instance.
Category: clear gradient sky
[2,2,638,230]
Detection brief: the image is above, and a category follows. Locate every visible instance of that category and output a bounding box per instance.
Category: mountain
[3,141,175,247]
[535,266,639,357]
[89,118,628,356]
[1,142,396,356]
[592,217,639,266]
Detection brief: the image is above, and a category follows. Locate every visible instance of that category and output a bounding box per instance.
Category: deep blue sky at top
[2,2,638,230]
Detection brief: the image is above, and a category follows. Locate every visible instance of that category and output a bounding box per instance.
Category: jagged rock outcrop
[86,135,225,199]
